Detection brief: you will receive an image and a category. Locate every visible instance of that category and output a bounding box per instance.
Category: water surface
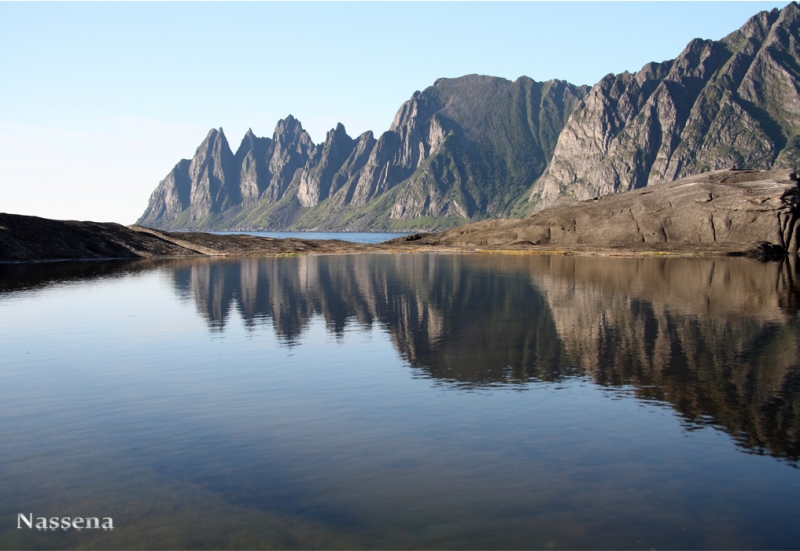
[207,231,410,244]
[1,254,799,549]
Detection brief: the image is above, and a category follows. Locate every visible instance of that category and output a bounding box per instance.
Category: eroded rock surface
[0,213,398,262]
[529,3,800,212]
[0,213,196,261]
[417,169,800,256]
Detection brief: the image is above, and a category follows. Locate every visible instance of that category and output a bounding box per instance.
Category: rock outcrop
[0,213,197,261]
[137,3,800,231]
[417,169,800,256]
[0,213,395,262]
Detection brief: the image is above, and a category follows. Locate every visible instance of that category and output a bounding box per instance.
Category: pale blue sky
[0,1,791,224]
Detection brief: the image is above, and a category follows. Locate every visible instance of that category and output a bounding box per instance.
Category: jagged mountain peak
[528,0,800,213]
[271,115,315,155]
[202,126,228,143]
[235,127,270,157]
[727,7,779,44]
[138,2,800,231]
[390,90,442,135]
[273,115,303,136]
[191,128,232,170]
[323,122,350,144]
[138,74,590,230]
[237,129,255,150]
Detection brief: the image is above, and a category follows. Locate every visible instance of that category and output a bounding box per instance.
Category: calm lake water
[1,253,799,549]
[208,231,410,244]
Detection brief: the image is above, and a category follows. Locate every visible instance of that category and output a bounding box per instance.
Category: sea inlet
[1,253,799,549]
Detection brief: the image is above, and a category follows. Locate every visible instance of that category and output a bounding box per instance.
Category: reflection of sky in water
[0,256,799,549]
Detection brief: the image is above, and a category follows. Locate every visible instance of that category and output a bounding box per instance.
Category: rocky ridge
[138,76,588,231]
[138,3,800,231]
[0,212,384,262]
[528,2,800,212]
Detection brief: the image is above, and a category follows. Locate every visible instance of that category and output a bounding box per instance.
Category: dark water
[1,254,799,549]
[208,231,410,244]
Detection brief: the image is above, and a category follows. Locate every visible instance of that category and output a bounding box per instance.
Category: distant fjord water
[1,254,799,549]
[207,231,410,244]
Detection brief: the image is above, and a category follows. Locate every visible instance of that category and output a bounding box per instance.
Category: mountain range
[138,2,800,232]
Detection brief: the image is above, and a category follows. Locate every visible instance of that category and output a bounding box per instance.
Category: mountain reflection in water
[3,253,800,549]
[163,254,800,462]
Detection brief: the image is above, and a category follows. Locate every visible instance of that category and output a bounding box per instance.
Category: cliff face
[138,76,588,231]
[528,3,800,212]
[384,77,588,223]
[139,3,800,231]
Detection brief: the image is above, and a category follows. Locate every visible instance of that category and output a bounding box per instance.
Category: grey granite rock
[528,3,800,212]
[420,169,800,256]
[138,76,587,231]
[137,158,191,227]
[297,123,356,207]
[234,129,271,209]
[187,128,238,221]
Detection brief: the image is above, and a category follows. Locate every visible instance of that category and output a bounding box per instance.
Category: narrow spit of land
[2,169,799,262]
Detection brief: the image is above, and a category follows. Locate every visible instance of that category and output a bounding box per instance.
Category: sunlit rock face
[418,169,800,255]
[530,3,800,212]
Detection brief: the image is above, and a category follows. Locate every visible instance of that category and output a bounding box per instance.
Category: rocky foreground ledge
[411,169,800,258]
[0,214,394,261]
[1,169,798,262]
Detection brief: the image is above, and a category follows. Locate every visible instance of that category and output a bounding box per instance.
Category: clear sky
[0,1,791,224]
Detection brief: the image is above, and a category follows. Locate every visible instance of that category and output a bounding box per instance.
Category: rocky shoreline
[408,169,800,260]
[2,170,798,262]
